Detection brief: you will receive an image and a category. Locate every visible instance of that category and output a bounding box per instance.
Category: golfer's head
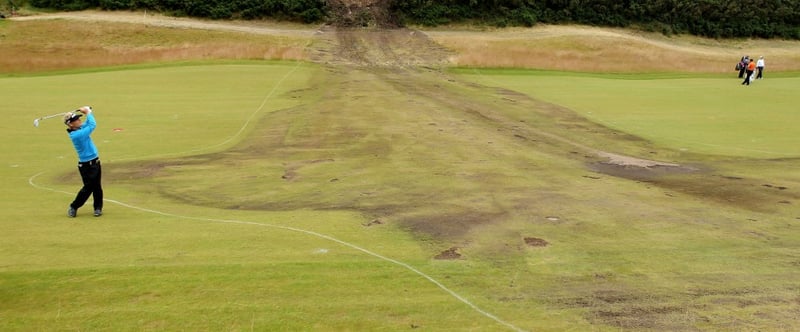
[64,112,83,129]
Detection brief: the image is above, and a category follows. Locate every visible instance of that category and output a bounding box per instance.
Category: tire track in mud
[307,25,687,167]
[279,26,685,231]
[295,25,798,225]
[310,25,453,68]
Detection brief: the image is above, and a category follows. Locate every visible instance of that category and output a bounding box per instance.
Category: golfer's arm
[78,106,92,114]
[79,113,97,134]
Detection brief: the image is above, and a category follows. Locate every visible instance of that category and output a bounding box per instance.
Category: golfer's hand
[79,106,92,114]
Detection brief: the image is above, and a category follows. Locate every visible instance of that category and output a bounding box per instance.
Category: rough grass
[427,25,800,73]
[0,19,309,73]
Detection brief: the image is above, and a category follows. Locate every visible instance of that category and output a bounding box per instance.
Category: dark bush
[391,0,800,39]
[25,0,800,39]
[99,0,132,10]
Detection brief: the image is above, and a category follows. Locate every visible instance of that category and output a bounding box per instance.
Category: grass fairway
[456,68,800,158]
[2,14,800,332]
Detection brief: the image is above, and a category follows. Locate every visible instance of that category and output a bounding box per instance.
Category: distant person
[64,106,104,218]
[738,55,749,78]
[742,59,756,86]
[756,56,765,79]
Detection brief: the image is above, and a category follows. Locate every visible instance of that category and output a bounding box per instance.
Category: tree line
[8,0,800,39]
[21,0,327,22]
[391,0,800,39]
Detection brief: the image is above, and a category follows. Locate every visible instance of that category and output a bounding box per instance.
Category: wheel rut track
[298,26,798,217]
[310,26,681,166]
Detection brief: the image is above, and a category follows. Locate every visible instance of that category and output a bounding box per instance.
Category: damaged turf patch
[434,247,461,260]
[524,237,549,247]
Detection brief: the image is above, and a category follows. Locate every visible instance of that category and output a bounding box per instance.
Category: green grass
[456,67,800,158]
[2,61,800,331]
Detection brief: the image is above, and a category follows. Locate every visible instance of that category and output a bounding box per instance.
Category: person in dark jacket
[738,55,749,78]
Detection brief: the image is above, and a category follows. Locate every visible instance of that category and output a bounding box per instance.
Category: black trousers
[71,159,103,210]
[757,66,764,79]
[742,70,754,85]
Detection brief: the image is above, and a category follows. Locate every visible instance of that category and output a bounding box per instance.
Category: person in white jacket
[756,56,765,79]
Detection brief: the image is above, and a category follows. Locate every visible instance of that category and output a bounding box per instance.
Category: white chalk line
[28,172,525,332]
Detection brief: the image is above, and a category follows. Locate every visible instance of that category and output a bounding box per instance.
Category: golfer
[64,106,103,217]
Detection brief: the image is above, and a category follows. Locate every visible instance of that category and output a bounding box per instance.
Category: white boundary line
[28,172,525,332]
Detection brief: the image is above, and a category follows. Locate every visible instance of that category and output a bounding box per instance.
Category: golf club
[33,112,67,127]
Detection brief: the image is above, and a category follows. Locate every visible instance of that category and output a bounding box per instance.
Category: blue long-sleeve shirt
[67,113,99,162]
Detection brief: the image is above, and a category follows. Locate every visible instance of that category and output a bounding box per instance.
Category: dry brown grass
[0,19,309,73]
[426,25,800,73]
[4,12,800,74]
